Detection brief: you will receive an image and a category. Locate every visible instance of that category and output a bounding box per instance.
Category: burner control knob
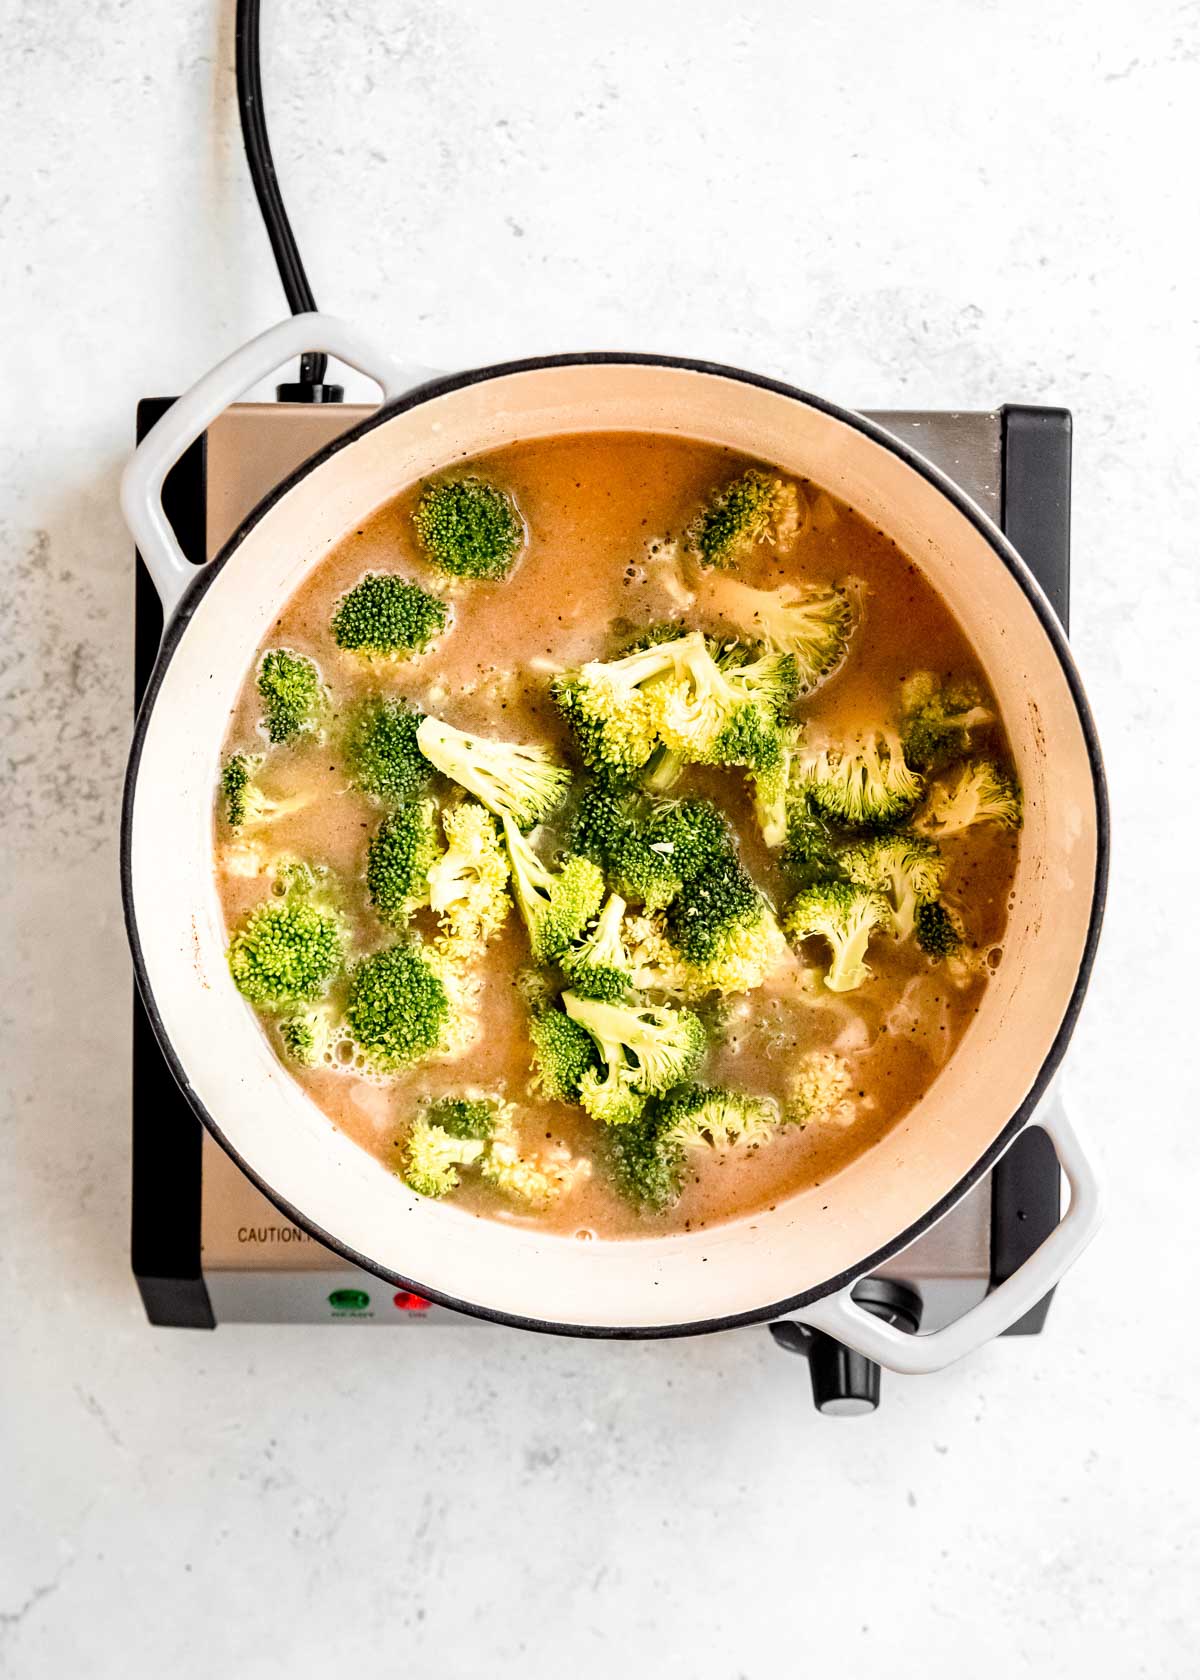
[769,1280,922,1416]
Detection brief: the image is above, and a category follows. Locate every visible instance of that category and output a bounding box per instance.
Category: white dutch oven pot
[121,315,1108,1371]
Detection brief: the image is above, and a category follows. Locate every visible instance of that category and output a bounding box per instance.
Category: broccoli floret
[527,1005,601,1101]
[227,867,344,1011]
[900,672,993,773]
[656,797,741,877]
[344,943,459,1074]
[711,575,858,693]
[915,899,968,959]
[561,893,634,1002]
[331,573,448,660]
[571,784,736,911]
[278,997,345,1067]
[785,1050,855,1127]
[780,793,843,888]
[750,724,805,849]
[570,783,687,910]
[839,832,944,941]
[553,639,685,778]
[653,849,789,997]
[479,1136,575,1206]
[221,754,253,828]
[655,1082,782,1149]
[603,1107,686,1211]
[413,477,525,581]
[218,753,313,832]
[426,1093,508,1141]
[365,800,442,927]
[664,850,762,963]
[416,715,571,830]
[562,990,707,1125]
[664,854,762,966]
[501,818,606,965]
[279,1013,320,1065]
[343,697,431,806]
[555,631,795,779]
[651,634,797,772]
[402,1115,487,1197]
[427,800,511,959]
[796,730,923,827]
[915,760,1022,837]
[783,880,891,993]
[622,912,692,996]
[256,649,325,744]
[686,468,801,569]
[402,1094,578,1204]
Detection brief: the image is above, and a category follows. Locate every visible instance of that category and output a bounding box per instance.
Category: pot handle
[120,312,425,623]
[796,1099,1101,1375]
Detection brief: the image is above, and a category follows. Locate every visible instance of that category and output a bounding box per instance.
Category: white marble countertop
[2,2,1197,1674]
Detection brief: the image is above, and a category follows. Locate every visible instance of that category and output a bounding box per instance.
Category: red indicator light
[393,1291,430,1312]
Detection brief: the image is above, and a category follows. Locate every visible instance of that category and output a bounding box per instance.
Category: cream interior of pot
[128,363,1099,1329]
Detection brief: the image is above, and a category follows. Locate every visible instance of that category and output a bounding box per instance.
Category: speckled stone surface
[2,2,1197,1674]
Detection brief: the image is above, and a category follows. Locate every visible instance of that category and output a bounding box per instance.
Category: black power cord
[234,0,343,402]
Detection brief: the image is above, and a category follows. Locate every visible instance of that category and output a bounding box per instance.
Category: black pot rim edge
[120,350,1110,1341]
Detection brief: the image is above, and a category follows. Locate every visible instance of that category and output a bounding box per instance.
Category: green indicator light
[328,1288,370,1311]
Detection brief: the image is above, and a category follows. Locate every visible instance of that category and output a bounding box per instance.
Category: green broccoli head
[416,715,571,830]
[915,899,968,959]
[227,866,344,1011]
[478,1136,573,1206]
[221,754,252,828]
[256,649,326,744]
[603,1107,686,1211]
[686,468,801,569]
[569,783,692,911]
[663,849,790,997]
[711,575,859,693]
[570,784,737,911]
[664,851,762,967]
[365,800,442,927]
[900,671,993,773]
[501,817,606,965]
[402,1115,486,1197]
[344,943,458,1074]
[785,1050,855,1127]
[839,832,943,942]
[527,1005,601,1102]
[553,638,684,777]
[402,1093,577,1204]
[749,725,805,849]
[915,760,1022,837]
[783,879,891,993]
[657,796,743,880]
[218,754,314,832]
[562,990,707,1125]
[655,1083,782,1149]
[561,893,634,1002]
[425,1093,508,1141]
[796,730,923,827]
[427,800,511,960]
[621,912,691,996]
[278,997,345,1067]
[343,697,431,806]
[331,573,448,661]
[413,477,525,581]
[780,792,844,889]
[650,635,797,772]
